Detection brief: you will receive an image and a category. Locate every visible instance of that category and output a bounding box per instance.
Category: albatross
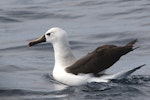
[28,27,145,86]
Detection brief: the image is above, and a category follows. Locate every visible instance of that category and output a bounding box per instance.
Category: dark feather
[66,39,137,75]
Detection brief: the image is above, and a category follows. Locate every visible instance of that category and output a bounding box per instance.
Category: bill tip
[28,42,32,47]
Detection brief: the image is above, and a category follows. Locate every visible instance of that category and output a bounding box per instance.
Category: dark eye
[47,33,51,36]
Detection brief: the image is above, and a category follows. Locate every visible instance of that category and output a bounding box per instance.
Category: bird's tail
[125,39,139,50]
[118,39,138,56]
[126,39,137,47]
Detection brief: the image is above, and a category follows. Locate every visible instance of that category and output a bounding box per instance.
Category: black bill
[28,35,46,47]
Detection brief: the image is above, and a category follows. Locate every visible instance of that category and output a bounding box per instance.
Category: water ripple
[4,10,84,21]
[76,1,107,6]
[0,16,20,23]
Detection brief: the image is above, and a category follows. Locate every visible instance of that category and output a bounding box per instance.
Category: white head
[28,27,68,46]
[45,27,68,44]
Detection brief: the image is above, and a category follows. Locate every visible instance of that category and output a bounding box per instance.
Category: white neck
[52,38,76,70]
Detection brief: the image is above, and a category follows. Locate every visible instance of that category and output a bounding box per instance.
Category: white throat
[52,38,76,71]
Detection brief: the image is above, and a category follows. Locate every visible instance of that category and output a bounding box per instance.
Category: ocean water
[0,0,150,100]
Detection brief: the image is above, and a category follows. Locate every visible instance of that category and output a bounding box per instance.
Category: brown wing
[66,40,137,75]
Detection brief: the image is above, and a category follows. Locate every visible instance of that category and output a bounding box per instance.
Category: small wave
[76,1,107,6]
[0,16,20,23]
[0,43,53,52]
[82,84,145,100]
[0,88,72,96]
[0,87,75,100]
[0,45,28,51]
[69,40,90,50]
[112,75,150,85]
[0,89,38,96]
[0,65,24,72]
[5,10,84,21]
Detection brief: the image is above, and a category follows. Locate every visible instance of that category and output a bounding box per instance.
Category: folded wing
[66,39,137,75]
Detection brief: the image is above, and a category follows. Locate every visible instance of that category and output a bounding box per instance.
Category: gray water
[0,0,150,100]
